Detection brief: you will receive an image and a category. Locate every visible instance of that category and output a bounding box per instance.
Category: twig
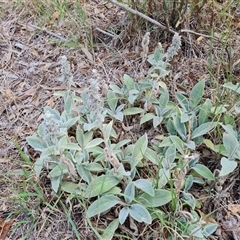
[27,23,68,41]
[109,0,176,34]
[180,29,220,41]
[95,27,117,38]
[109,0,221,41]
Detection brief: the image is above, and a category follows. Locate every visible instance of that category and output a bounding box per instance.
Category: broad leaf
[103,121,113,142]
[124,74,135,89]
[184,175,193,191]
[34,158,45,177]
[61,182,80,194]
[173,114,187,141]
[189,80,205,109]
[219,157,237,177]
[51,176,61,193]
[140,113,155,125]
[175,92,189,112]
[153,116,163,128]
[85,138,103,149]
[192,122,218,139]
[223,132,239,159]
[26,136,45,151]
[165,144,176,164]
[203,223,218,237]
[76,165,92,184]
[119,207,129,224]
[159,88,169,110]
[83,162,104,172]
[128,89,139,104]
[134,179,154,196]
[49,163,68,178]
[102,219,119,240]
[223,82,240,94]
[169,136,185,155]
[129,204,152,224]
[85,175,121,198]
[123,107,144,116]
[124,182,135,203]
[192,164,214,180]
[139,189,172,207]
[144,147,159,165]
[199,99,212,125]
[107,90,118,112]
[86,195,121,218]
[131,134,148,168]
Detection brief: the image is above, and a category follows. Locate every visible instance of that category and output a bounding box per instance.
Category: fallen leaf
[0,158,11,163]
[18,81,26,89]
[49,11,60,25]
[228,205,240,220]
[196,36,204,45]
[5,89,14,101]
[196,209,218,224]
[0,212,15,240]
[81,48,93,63]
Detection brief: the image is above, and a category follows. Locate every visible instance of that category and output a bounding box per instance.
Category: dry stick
[95,27,116,38]
[109,0,220,41]
[109,0,176,34]
[180,29,219,41]
[27,23,68,41]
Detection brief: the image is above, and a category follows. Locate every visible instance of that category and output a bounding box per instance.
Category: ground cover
[0,1,240,239]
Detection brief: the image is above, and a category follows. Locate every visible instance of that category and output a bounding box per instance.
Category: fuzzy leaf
[192,164,215,180]
[203,223,218,237]
[103,121,113,142]
[165,144,176,164]
[223,82,240,94]
[102,219,119,239]
[107,90,118,112]
[119,207,129,225]
[139,189,172,207]
[61,143,81,151]
[85,138,104,149]
[192,122,218,139]
[124,182,135,203]
[86,195,121,218]
[173,114,187,141]
[134,179,154,196]
[144,147,158,165]
[61,182,80,194]
[169,136,185,155]
[83,162,104,172]
[34,158,45,177]
[124,74,135,89]
[223,132,239,158]
[219,157,237,177]
[131,134,148,168]
[189,80,205,109]
[85,175,121,198]
[175,92,189,112]
[129,204,152,224]
[140,113,155,125]
[51,176,61,193]
[159,89,169,110]
[123,107,144,116]
[26,136,45,151]
[49,163,68,178]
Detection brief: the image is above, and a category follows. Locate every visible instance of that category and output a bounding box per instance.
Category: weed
[25,33,239,239]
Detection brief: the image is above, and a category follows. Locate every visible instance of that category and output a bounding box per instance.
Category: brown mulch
[1,1,240,239]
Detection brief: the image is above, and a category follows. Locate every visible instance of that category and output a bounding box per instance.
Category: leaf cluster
[26,45,240,239]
